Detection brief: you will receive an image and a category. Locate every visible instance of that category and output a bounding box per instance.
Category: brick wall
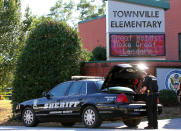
[78,16,106,52]
[165,0,181,60]
[81,61,181,77]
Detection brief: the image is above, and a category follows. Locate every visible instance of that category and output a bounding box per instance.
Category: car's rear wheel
[123,118,142,127]
[61,122,75,127]
[22,107,38,127]
[82,106,102,128]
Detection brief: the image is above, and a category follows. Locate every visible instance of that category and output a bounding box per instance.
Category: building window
[179,33,181,60]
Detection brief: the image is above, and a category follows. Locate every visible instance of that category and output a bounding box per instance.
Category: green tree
[77,0,105,21]
[22,6,34,32]
[0,0,21,90]
[49,0,106,27]
[12,20,89,104]
[18,6,34,53]
[22,6,53,33]
[49,0,75,22]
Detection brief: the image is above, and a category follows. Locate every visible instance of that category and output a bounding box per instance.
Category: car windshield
[96,81,104,90]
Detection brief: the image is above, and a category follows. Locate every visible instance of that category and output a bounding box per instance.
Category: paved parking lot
[0,118,181,131]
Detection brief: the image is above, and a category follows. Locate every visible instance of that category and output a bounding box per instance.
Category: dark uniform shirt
[142,75,158,94]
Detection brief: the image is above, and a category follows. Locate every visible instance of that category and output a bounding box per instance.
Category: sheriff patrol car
[15,64,162,128]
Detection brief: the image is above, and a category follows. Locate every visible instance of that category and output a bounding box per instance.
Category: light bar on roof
[71,76,104,80]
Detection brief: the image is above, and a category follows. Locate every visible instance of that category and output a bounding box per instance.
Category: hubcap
[84,109,95,125]
[23,110,34,125]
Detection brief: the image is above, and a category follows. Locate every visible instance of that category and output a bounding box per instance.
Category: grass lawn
[0,100,181,126]
[0,100,12,124]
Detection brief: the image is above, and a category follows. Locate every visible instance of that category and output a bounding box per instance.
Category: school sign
[107,1,165,33]
[106,0,170,60]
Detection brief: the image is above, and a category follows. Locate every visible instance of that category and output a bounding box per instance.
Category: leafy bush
[159,89,178,106]
[91,46,106,61]
[81,49,92,62]
[12,20,87,105]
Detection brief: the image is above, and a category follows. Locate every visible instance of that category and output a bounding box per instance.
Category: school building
[78,0,181,91]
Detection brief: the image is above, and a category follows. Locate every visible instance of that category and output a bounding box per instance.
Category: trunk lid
[101,64,146,93]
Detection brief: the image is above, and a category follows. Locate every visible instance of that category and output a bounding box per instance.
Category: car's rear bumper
[120,104,162,116]
[97,103,162,119]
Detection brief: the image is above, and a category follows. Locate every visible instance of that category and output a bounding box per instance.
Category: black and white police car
[15,64,162,128]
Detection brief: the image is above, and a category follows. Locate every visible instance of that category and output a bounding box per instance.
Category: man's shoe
[144,126,154,129]
[154,126,158,129]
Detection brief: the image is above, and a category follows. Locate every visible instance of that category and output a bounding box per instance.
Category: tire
[61,122,75,127]
[82,106,102,128]
[123,118,142,127]
[22,107,38,127]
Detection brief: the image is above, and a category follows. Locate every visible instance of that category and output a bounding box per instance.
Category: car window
[50,82,71,97]
[87,81,98,94]
[80,82,87,95]
[96,81,104,90]
[68,82,82,96]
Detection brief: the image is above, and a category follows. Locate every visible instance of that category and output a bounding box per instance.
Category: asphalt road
[0,118,181,131]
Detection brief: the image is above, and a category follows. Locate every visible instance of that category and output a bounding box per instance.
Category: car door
[36,82,72,120]
[62,81,86,116]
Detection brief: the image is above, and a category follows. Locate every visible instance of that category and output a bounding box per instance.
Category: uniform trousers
[146,93,158,128]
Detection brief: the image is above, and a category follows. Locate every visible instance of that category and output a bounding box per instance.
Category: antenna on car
[71,76,104,80]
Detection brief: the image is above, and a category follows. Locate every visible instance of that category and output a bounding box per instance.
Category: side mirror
[42,92,51,99]
[42,92,47,97]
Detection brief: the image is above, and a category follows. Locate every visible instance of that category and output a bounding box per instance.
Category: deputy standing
[141,73,158,129]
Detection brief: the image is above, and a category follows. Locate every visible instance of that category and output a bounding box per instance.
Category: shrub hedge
[91,46,106,61]
[159,89,178,106]
[12,20,86,105]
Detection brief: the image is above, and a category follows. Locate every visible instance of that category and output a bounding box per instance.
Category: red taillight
[117,93,129,103]
[157,97,159,104]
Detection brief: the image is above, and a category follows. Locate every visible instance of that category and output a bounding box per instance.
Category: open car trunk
[102,64,145,91]
[101,64,148,100]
